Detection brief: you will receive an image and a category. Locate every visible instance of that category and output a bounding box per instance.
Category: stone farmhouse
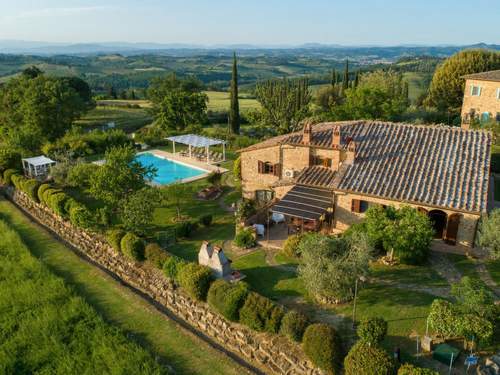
[461,69,500,127]
[239,120,493,248]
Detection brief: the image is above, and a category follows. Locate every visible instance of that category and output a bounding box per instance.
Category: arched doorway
[428,210,447,239]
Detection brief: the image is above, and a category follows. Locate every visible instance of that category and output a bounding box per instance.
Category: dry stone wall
[4,188,321,375]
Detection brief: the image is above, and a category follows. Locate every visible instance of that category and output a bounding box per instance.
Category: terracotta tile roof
[241,121,492,213]
[462,70,500,82]
[295,165,337,188]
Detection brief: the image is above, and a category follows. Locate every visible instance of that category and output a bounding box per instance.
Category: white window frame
[470,85,482,96]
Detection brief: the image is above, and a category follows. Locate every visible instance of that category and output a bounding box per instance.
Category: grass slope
[75,105,152,133]
[0,199,246,375]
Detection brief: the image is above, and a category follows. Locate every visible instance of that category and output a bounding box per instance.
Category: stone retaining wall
[4,188,320,375]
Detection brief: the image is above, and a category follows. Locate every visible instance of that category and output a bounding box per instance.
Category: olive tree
[477,209,500,259]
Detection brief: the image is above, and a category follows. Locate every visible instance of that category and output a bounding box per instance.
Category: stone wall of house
[281,145,310,175]
[241,145,281,199]
[461,79,500,125]
[334,191,479,247]
[4,188,321,375]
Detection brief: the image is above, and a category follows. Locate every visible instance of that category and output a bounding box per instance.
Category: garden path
[476,263,500,300]
[428,252,463,284]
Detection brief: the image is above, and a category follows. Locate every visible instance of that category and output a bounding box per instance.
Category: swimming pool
[135,153,207,185]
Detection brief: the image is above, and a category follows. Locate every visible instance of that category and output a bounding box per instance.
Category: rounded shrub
[234,227,256,249]
[239,292,284,333]
[144,243,169,269]
[48,192,69,217]
[42,188,62,207]
[69,202,95,229]
[207,279,249,322]
[21,179,40,202]
[398,363,440,375]
[357,317,388,346]
[162,256,187,281]
[281,233,303,258]
[344,342,395,375]
[120,232,145,262]
[2,169,17,186]
[199,214,213,227]
[280,310,309,342]
[10,174,24,189]
[177,263,213,301]
[106,229,126,253]
[303,323,342,374]
[37,184,51,203]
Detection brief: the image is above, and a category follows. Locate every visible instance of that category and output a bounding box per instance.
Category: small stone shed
[198,241,232,278]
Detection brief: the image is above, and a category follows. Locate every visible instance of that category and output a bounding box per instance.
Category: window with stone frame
[470,85,482,96]
[257,160,281,176]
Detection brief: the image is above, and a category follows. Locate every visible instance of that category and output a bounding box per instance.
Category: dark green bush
[177,263,213,301]
[2,169,17,186]
[239,292,284,333]
[175,221,197,238]
[207,279,249,321]
[42,188,62,206]
[280,310,309,342]
[37,183,51,203]
[120,233,145,262]
[357,317,388,346]
[0,147,21,172]
[234,227,256,249]
[69,202,95,229]
[21,179,40,202]
[281,234,303,258]
[48,192,69,217]
[303,323,342,374]
[398,363,440,375]
[144,243,169,269]
[344,342,395,375]
[199,214,213,227]
[162,256,187,281]
[106,229,126,253]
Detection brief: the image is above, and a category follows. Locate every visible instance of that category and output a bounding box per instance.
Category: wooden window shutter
[273,163,281,177]
[257,160,264,174]
[322,158,329,168]
[351,199,361,213]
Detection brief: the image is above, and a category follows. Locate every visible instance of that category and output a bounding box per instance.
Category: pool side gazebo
[166,134,226,164]
[22,155,57,180]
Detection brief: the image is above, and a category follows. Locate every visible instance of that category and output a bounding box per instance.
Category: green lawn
[0,198,247,375]
[444,253,480,280]
[205,91,260,112]
[369,262,449,287]
[75,105,152,133]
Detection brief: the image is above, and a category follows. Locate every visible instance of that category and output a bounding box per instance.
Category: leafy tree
[426,49,500,115]
[357,317,388,346]
[255,78,311,134]
[63,76,94,109]
[398,363,439,375]
[148,74,208,132]
[315,85,342,111]
[119,188,161,235]
[89,145,156,207]
[0,75,87,153]
[477,209,500,259]
[22,65,43,79]
[162,182,191,220]
[298,233,372,302]
[451,276,496,321]
[229,52,240,134]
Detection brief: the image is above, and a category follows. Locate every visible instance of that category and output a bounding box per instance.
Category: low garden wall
[3,187,320,375]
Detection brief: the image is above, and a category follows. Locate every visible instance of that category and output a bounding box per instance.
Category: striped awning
[272,185,333,221]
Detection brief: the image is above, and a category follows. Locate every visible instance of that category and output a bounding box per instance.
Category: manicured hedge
[41,188,62,206]
[398,363,440,375]
[48,192,69,217]
[68,201,95,229]
[37,184,51,203]
[106,229,126,253]
[177,263,213,301]
[344,342,395,375]
[144,243,169,269]
[357,317,387,346]
[21,178,40,202]
[10,174,23,189]
[2,169,17,186]
[121,232,145,262]
[207,279,249,322]
[280,310,309,342]
[162,256,187,281]
[239,292,284,333]
[303,323,342,374]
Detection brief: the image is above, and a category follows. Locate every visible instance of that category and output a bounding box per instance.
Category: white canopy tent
[22,155,56,179]
[166,134,226,164]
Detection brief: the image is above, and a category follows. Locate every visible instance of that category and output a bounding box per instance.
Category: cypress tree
[354,70,360,88]
[342,59,350,92]
[330,69,337,88]
[229,52,241,134]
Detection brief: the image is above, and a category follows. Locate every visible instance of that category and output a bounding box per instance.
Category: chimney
[332,125,341,149]
[303,121,312,145]
[345,141,356,164]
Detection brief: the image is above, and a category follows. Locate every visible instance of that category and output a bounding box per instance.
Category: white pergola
[22,155,56,179]
[166,134,226,164]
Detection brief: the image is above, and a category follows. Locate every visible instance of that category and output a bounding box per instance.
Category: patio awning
[166,134,226,147]
[272,185,333,221]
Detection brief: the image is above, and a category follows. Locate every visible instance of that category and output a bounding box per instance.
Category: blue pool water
[135,153,206,185]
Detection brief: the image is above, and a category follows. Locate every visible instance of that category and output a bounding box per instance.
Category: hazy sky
[0,0,498,45]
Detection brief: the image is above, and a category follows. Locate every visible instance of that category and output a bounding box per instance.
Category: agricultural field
[205,91,260,112]
[74,105,153,133]
[0,199,248,375]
